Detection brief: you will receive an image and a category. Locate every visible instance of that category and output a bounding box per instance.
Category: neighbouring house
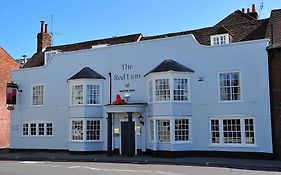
[0,47,19,148]
[9,4,281,159]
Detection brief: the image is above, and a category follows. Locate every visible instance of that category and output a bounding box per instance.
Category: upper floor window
[72,85,83,105]
[70,82,102,106]
[155,79,170,101]
[87,85,100,104]
[174,79,188,101]
[149,77,190,103]
[32,85,44,106]
[219,72,241,101]
[210,34,230,46]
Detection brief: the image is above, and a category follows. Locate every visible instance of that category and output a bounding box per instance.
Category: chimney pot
[40,21,44,33]
[247,8,250,13]
[252,4,256,13]
[242,8,245,13]
[45,24,48,33]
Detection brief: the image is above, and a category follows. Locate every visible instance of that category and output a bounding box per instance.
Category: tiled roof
[144,59,194,76]
[24,8,281,68]
[68,67,105,80]
[23,33,142,68]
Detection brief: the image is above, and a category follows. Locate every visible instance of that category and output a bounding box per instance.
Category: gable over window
[68,67,105,106]
[145,59,194,103]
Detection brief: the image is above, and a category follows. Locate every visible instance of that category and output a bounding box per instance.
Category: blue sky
[0,0,280,59]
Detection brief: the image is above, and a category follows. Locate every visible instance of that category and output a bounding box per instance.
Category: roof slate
[68,67,105,80]
[144,59,194,76]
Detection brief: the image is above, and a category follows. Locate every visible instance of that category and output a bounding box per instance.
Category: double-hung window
[72,85,83,105]
[157,120,170,142]
[22,122,53,136]
[32,85,44,106]
[175,118,189,141]
[174,78,188,101]
[219,72,240,101]
[86,85,100,104]
[155,79,170,101]
[86,120,100,141]
[72,120,83,141]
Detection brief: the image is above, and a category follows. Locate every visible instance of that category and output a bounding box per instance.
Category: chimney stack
[242,8,245,13]
[247,8,250,13]
[40,21,44,33]
[37,21,51,53]
[252,4,256,13]
[45,23,48,33]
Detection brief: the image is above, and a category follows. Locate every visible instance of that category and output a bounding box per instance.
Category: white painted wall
[10,34,272,153]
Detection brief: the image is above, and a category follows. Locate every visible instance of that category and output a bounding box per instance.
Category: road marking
[19,161,44,164]
[68,165,185,174]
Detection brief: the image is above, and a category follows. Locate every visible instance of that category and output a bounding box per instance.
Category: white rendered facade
[10,34,272,155]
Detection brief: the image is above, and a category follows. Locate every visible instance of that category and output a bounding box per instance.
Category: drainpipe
[109,72,112,104]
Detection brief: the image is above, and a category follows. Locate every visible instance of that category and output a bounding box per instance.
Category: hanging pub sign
[6,82,18,105]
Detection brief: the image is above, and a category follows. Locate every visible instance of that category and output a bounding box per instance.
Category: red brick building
[0,48,19,148]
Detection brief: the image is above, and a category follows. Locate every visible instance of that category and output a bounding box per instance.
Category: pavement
[0,149,281,172]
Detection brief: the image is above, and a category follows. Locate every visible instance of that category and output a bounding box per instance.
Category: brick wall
[269,48,281,159]
[0,48,19,148]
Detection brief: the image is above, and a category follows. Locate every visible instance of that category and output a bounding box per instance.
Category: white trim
[210,33,230,46]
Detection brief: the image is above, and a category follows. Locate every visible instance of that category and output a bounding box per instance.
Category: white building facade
[10,34,273,157]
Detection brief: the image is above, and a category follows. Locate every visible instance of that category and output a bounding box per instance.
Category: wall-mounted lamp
[138,114,144,125]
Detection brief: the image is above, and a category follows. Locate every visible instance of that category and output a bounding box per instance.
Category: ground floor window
[22,122,53,136]
[210,117,255,145]
[157,120,170,143]
[71,118,101,142]
[149,117,190,143]
[175,119,189,141]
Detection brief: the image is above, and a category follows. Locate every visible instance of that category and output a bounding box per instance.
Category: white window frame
[69,80,103,106]
[210,34,230,46]
[174,118,190,143]
[149,116,192,144]
[147,72,191,104]
[21,121,53,137]
[218,71,242,102]
[209,116,256,146]
[31,84,44,106]
[70,118,102,142]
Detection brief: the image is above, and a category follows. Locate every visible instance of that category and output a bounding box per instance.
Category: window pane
[150,119,154,141]
[223,119,241,144]
[87,85,100,104]
[211,119,220,143]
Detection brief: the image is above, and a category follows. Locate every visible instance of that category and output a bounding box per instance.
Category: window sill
[69,104,103,107]
[70,140,103,143]
[208,144,257,148]
[148,101,191,104]
[21,135,53,138]
[173,141,192,144]
[217,100,243,103]
[31,105,45,107]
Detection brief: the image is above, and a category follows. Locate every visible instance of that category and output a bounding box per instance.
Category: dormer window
[210,34,230,45]
[68,67,105,106]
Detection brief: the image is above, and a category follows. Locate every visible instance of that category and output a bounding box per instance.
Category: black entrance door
[121,121,135,156]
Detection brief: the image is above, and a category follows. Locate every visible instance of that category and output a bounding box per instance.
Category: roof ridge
[47,33,142,50]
